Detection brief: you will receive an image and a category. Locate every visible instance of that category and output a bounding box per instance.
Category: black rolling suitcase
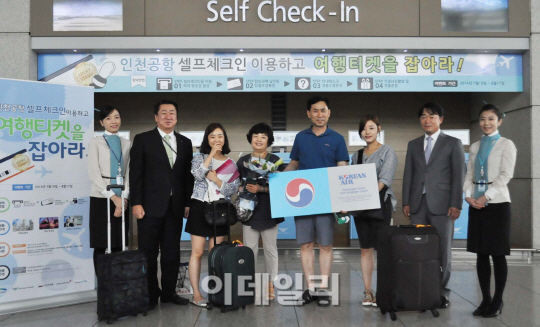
[207,213,255,313]
[97,185,149,324]
[376,225,442,321]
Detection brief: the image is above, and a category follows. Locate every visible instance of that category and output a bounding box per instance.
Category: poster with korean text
[0,78,94,303]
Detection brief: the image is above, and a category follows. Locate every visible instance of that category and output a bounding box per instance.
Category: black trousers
[137,197,183,304]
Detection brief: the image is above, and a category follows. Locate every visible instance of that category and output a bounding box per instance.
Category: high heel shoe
[265,282,275,301]
[483,301,503,318]
[472,297,491,316]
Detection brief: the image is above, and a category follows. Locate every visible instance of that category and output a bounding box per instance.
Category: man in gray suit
[402,102,466,308]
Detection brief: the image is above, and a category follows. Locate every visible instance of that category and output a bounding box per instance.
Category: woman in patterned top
[186,123,240,308]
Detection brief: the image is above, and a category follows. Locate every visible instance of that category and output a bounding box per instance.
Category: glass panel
[53,0,123,32]
[441,0,509,32]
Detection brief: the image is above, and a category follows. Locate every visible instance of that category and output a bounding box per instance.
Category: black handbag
[204,199,238,226]
[352,149,387,220]
[203,158,239,227]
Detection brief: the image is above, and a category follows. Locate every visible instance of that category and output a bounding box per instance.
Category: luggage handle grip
[397,224,431,228]
[107,184,125,191]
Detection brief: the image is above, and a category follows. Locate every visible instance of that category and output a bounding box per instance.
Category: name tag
[477,180,486,192]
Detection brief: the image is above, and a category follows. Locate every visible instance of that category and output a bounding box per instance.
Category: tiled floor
[1,249,539,327]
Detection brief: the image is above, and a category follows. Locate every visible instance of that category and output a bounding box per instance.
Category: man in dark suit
[130,99,194,309]
[402,102,466,308]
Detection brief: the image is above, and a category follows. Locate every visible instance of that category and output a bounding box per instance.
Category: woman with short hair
[88,106,130,272]
[237,123,285,301]
[464,104,517,318]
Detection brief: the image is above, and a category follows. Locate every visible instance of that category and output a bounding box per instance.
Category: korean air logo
[285,178,314,208]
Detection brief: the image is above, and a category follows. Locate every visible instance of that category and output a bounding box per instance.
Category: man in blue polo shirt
[285,95,349,306]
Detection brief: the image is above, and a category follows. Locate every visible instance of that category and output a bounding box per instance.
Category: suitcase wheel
[389,312,397,321]
[242,306,245,309]
[142,312,147,317]
[107,320,114,324]
[221,306,227,313]
[379,308,386,315]
[207,303,213,310]
[431,309,440,318]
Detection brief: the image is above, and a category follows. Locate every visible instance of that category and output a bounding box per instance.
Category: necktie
[423,136,433,194]
[164,135,174,168]
[425,136,433,164]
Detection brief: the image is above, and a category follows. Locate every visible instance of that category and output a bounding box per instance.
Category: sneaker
[362,289,375,306]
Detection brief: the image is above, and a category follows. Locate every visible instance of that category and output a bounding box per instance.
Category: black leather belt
[473,181,493,185]
[101,176,124,179]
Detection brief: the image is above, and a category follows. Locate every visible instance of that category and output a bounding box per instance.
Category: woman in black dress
[464,104,517,318]
[88,106,130,273]
[237,123,285,301]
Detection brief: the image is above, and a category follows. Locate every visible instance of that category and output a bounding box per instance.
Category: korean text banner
[38,53,522,93]
[269,164,380,218]
[0,79,94,304]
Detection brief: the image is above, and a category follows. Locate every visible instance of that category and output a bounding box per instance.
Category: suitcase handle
[397,224,431,228]
[106,184,126,254]
[107,184,125,191]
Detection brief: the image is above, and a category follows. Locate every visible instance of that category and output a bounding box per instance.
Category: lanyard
[162,136,178,154]
[103,135,122,173]
[477,135,500,167]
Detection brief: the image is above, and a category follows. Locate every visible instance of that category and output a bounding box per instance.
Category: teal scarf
[473,133,500,198]
[104,134,123,197]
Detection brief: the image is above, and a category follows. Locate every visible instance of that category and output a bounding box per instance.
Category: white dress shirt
[486,130,500,137]
[157,127,177,164]
[424,129,442,152]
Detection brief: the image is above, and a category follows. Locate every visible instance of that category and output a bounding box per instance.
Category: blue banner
[38,53,523,93]
[453,153,471,240]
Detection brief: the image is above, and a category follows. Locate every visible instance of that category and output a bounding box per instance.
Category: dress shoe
[161,293,189,305]
[473,297,492,316]
[440,297,450,309]
[483,301,503,318]
[147,302,158,311]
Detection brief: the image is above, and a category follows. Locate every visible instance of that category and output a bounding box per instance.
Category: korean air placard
[269,164,379,218]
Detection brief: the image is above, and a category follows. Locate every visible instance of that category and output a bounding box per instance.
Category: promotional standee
[0,79,94,304]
